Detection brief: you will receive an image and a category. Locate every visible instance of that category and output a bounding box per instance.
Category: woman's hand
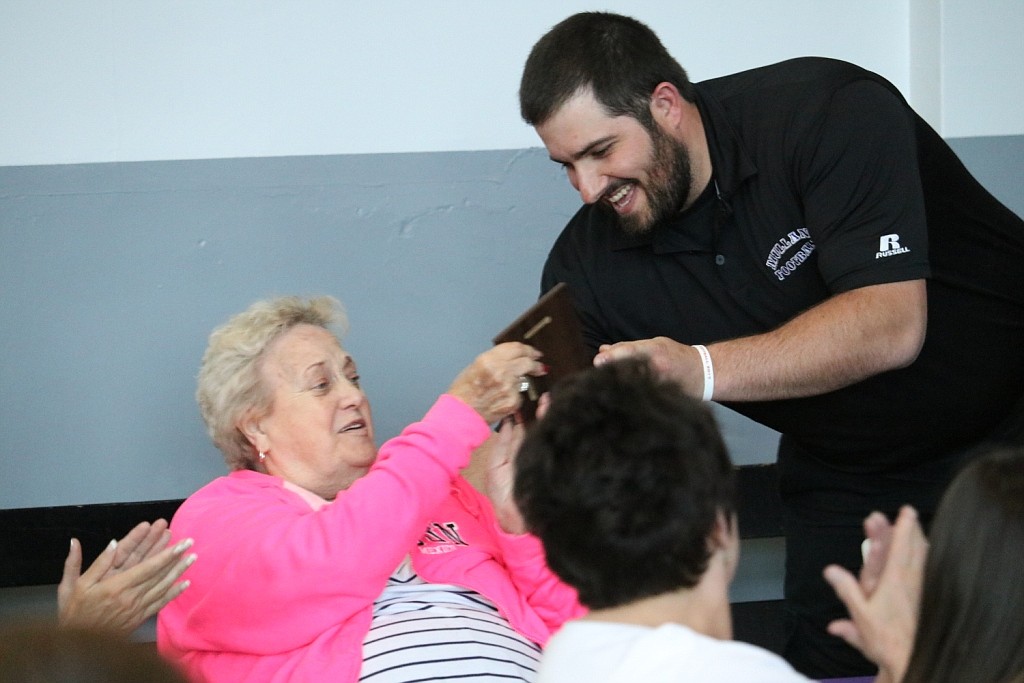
[58,520,197,633]
[448,342,545,424]
[483,418,528,534]
[464,392,551,531]
[822,505,927,683]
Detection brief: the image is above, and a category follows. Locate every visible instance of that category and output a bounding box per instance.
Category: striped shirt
[359,556,542,682]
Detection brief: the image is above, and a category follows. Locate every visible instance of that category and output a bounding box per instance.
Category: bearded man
[519,11,1024,679]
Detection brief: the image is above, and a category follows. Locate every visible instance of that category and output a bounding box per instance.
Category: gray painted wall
[2,136,1023,510]
[1,136,1021,620]
[2,149,572,508]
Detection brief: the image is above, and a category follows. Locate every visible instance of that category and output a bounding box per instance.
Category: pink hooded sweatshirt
[157,395,582,682]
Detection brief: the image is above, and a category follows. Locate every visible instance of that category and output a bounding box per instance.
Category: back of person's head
[903,447,1024,683]
[519,11,695,129]
[514,358,735,610]
[0,621,187,683]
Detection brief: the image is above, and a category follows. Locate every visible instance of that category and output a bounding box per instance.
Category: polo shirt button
[715,254,726,265]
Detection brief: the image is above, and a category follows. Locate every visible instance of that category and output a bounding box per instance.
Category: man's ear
[649,81,685,129]
[710,510,740,577]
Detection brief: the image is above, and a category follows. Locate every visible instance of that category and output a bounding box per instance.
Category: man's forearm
[709,280,926,401]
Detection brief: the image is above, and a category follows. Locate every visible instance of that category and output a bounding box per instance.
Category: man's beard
[615,124,693,236]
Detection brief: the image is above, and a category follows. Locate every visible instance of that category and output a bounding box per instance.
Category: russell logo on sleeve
[876,234,911,259]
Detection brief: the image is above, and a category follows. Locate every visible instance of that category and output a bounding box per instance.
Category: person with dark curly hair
[514,359,810,682]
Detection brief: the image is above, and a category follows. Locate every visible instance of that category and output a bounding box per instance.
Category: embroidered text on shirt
[765,228,816,281]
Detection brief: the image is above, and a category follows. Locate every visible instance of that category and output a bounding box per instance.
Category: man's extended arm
[596,279,926,401]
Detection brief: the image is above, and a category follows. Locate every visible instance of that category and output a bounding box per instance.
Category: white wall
[4,0,1018,167]
[940,0,1024,136]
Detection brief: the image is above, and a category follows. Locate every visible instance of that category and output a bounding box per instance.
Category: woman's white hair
[196,295,348,470]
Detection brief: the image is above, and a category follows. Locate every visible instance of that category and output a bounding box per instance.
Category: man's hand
[57,520,196,633]
[595,337,706,399]
[823,506,927,683]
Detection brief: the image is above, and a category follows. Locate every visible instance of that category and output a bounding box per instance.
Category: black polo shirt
[542,57,1024,475]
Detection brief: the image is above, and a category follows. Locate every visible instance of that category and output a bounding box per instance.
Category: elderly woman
[157,296,582,682]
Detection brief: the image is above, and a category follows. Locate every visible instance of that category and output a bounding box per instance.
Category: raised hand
[448,342,545,423]
[823,505,927,683]
[58,520,197,633]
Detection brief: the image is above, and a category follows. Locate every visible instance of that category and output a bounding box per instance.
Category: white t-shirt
[538,621,811,683]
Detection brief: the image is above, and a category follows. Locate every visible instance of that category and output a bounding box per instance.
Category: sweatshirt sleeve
[165,394,491,654]
[492,525,587,635]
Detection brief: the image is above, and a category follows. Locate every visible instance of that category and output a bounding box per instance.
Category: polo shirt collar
[694,84,759,200]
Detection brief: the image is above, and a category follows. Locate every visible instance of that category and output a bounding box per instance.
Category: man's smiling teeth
[340,420,364,433]
[607,184,632,206]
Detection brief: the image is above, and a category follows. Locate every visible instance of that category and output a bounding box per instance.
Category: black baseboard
[1,464,783,588]
[0,500,184,588]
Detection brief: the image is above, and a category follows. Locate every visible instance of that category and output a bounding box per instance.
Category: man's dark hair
[514,359,734,610]
[519,12,696,130]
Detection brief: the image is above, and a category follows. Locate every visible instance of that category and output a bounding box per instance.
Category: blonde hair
[196,296,348,470]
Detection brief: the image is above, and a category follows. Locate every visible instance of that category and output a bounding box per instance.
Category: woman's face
[247,323,376,499]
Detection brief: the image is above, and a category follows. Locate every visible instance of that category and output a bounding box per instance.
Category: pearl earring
[259,451,266,463]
